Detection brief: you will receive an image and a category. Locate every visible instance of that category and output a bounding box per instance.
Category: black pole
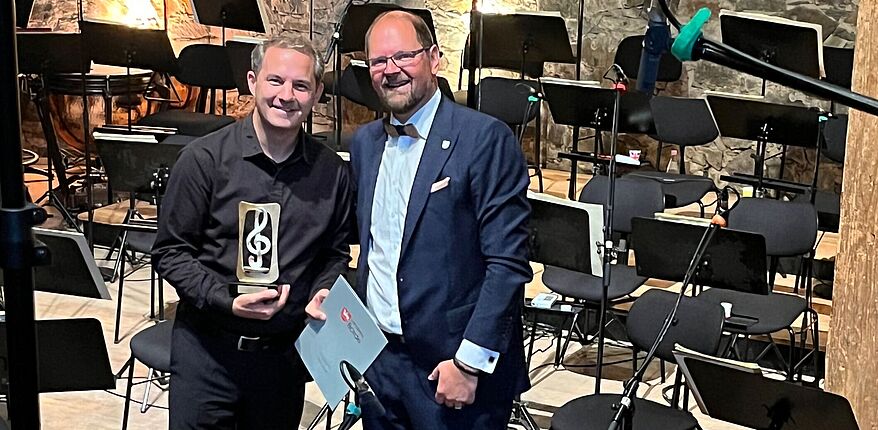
[566,0,586,199]
[0,2,45,428]
[465,4,480,109]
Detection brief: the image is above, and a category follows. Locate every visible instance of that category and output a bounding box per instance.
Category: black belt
[234,334,294,353]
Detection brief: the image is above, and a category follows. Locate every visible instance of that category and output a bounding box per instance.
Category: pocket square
[430,177,451,193]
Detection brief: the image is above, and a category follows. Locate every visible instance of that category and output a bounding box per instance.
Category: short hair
[250,33,324,85]
[364,10,435,55]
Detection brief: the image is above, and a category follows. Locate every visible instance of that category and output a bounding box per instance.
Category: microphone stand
[592,65,628,393]
[607,189,738,430]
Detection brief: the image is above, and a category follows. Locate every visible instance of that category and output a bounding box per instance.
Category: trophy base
[229,282,279,296]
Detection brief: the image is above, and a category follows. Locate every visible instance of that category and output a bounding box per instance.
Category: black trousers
[169,316,307,430]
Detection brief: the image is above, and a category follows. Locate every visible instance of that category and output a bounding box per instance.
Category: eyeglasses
[367,46,431,70]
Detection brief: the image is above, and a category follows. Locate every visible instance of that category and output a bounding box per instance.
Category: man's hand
[428,360,478,409]
[232,284,289,320]
[305,288,330,320]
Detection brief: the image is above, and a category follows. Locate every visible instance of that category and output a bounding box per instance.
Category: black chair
[474,76,544,191]
[120,320,173,430]
[627,96,719,216]
[613,35,683,92]
[139,44,236,136]
[542,175,664,366]
[697,198,820,380]
[551,289,725,430]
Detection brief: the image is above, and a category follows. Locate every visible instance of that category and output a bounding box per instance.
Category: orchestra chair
[550,289,725,430]
[542,175,664,368]
[697,197,820,381]
[120,319,173,430]
[627,96,720,217]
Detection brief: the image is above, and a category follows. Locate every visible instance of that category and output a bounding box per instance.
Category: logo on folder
[340,307,363,343]
[340,307,352,323]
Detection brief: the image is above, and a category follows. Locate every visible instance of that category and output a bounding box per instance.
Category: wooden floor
[4,168,836,429]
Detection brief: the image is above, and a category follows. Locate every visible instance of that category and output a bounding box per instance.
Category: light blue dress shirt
[366,88,500,373]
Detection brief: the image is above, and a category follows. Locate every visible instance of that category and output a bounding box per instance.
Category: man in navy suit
[307,10,532,429]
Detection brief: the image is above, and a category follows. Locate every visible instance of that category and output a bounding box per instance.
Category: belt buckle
[237,335,261,352]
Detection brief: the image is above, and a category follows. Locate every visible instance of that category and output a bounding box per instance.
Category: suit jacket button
[398,277,404,283]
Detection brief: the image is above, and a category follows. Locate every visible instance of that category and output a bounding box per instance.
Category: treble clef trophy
[232,201,282,294]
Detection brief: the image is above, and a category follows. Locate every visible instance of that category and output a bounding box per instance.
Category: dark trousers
[169,317,306,430]
[362,339,514,430]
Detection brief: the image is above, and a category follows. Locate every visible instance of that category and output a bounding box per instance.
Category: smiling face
[366,13,440,122]
[247,46,323,135]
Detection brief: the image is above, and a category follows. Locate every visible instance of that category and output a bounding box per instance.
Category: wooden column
[826,1,878,427]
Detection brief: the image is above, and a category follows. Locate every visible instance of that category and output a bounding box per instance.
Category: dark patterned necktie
[383,121,420,139]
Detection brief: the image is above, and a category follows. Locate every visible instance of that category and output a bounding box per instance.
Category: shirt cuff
[455,339,500,374]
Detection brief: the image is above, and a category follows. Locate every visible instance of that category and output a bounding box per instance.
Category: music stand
[16,32,88,229]
[338,4,436,54]
[706,94,821,196]
[632,217,769,295]
[679,356,859,430]
[541,77,655,198]
[95,134,182,342]
[520,192,604,430]
[720,12,824,81]
[190,0,268,34]
[0,318,115,393]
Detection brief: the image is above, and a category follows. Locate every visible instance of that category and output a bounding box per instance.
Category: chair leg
[141,368,154,413]
[556,312,580,368]
[149,266,156,320]
[671,369,682,408]
[114,242,127,344]
[158,275,165,321]
[121,356,135,430]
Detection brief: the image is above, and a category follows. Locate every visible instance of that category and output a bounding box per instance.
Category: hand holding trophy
[231,201,289,320]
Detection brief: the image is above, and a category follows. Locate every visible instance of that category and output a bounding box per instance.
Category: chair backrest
[627,289,725,363]
[613,35,682,85]
[175,44,237,90]
[650,96,720,147]
[728,198,818,257]
[475,77,540,126]
[579,175,665,234]
[822,114,847,164]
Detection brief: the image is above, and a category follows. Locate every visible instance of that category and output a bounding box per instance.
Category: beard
[378,86,421,115]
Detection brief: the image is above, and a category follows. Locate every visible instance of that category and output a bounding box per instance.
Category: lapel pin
[441,140,451,150]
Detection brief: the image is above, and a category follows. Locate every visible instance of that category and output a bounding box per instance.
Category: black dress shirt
[152,116,353,337]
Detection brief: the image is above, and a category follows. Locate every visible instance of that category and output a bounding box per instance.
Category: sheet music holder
[678,353,859,430]
[80,20,177,74]
[338,3,437,54]
[706,93,821,193]
[0,318,115,393]
[15,0,37,28]
[823,46,854,90]
[527,191,604,276]
[720,10,825,79]
[631,217,769,295]
[0,228,110,299]
[94,132,185,195]
[190,0,269,33]
[16,32,87,75]
[462,12,576,77]
[542,78,655,135]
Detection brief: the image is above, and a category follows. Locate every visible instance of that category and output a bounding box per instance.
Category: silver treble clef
[245,208,271,272]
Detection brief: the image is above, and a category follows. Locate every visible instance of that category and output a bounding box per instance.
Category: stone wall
[21,0,857,193]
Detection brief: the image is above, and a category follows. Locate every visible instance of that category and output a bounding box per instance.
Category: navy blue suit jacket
[350,96,533,396]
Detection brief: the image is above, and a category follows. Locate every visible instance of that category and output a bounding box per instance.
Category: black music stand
[15,0,36,28]
[190,0,268,34]
[81,20,178,128]
[95,134,183,342]
[707,94,821,196]
[338,4,436,55]
[720,12,823,81]
[0,318,115,393]
[680,356,859,430]
[541,78,654,198]
[632,217,768,295]
[522,193,604,430]
[464,12,575,78]
[16,32,88,229]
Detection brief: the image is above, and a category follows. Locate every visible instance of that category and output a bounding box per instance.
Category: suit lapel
[359,124,387,250]
[399,98,459,256]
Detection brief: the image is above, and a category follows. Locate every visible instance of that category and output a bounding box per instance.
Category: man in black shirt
[152,34,353,429]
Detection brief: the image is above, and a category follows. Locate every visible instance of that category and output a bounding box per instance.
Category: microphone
[710,186,738,228]
[610,64,630,93]
[343,361,386,418]
[635,0,672,94]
